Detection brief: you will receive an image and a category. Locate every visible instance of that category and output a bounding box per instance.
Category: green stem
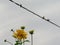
[31,34,33,45]
[23,39,25,45]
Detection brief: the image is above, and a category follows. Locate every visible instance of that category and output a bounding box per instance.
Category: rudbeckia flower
[12,29,27,40]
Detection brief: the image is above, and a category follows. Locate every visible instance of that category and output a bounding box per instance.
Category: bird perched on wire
[9,0,12,1]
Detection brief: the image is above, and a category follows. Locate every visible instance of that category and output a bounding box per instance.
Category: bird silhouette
[9,0,13,2]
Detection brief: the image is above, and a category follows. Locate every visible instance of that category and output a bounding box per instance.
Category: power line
[9,0,60,28]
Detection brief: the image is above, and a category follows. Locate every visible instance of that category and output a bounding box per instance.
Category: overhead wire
[9,0,60,28]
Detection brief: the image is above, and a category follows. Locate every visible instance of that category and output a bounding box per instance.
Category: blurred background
[0,0,60,45]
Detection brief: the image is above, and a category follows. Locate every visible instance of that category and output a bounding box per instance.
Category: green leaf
[15,43,18,45]
[16,41,19,43]
[18,42,22,44]
[15,41,19,45]
[23,40,30,43]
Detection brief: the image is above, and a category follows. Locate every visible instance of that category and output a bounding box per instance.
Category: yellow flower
[12,29,27,40]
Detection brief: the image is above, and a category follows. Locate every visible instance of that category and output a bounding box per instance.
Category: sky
[0,0,60,45]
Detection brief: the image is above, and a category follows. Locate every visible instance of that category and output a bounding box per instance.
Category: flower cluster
[4,26,34,45]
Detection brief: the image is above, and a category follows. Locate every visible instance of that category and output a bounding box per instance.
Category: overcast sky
[0,0,60,45]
